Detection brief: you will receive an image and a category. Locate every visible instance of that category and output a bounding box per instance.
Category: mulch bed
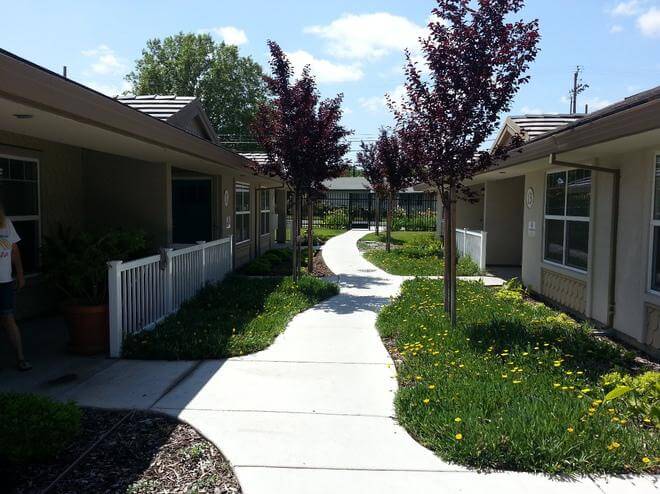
[3,408,241,494]
[310,250,334,277]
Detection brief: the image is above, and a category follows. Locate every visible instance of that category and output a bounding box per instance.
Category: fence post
[161,248,174,312]
[197,241,207,285]
[107,260,123,358]
[480,231,488,273]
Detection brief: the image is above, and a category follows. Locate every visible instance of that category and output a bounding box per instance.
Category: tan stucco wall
[0,131,85,318]
[519,149,660,352]
[612,149,659,346]
[0,130,84,235]
[456,185,484,230]
[83,149,170,247]
[484,176,524,266]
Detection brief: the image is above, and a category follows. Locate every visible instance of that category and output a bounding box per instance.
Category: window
[260,190,271,235]
[544,169,591,271]
[235,183,250,243]
[650,156,660,291]
[0,156,39,274]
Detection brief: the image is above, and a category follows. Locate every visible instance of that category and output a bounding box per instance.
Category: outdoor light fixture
[13,113,34,119]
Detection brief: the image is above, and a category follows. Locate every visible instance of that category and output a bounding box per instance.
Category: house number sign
[526,187,534,209]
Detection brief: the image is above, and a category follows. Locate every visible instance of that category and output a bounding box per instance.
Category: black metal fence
[288,192,437,231]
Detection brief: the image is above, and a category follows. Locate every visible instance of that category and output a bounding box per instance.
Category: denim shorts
[0,281,16,315]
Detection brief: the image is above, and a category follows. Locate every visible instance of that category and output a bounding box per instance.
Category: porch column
[275,189,287,243]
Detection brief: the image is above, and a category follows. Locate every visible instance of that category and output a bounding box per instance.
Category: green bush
[457,255,480,276]
[240,249,293,276]
[41,226,148,305]
[601,371,660,427]
[324,209,349,229]
[0,393,81,463]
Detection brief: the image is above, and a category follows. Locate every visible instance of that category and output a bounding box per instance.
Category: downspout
[549,154,620,328]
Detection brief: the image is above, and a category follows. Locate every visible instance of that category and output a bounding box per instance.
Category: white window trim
[235,182,251,244]
[0,153,41,275]
[647,153,660,295]
[260,190,271,236]
[543,169,590,273]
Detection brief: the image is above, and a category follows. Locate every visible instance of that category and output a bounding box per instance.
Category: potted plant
[41,227,147,355]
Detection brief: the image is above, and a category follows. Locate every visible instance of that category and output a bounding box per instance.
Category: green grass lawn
[361,231,436,245]
[377,278,659,474]
[361,232,480,276]
[122,275,338,360]
[306,228,345,243]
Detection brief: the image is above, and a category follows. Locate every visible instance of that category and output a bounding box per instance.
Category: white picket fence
[107,237,233,357]
[456,228,487,272]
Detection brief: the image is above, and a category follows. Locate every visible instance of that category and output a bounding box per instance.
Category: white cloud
[83,80,132,97]
[637,7,660,37]
[286,50,363,83]
[609,1,644,16]
[81,45,126,76]
[202,26,248,46]
[359,85,406,113]
[304,13,426,61]
[610,24,625,33]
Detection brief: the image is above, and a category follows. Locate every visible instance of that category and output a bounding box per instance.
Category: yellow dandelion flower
[513,380,522,384]
[428,384,436,390]
[415,376,423,381]
[581,388,591,393]
[553,383,561,388]
[501,374,508,379]
[454,417,462,422]
[455,433,463,440]
[567,427,574,433]
[642,457,651,464]
[423,398,430,405]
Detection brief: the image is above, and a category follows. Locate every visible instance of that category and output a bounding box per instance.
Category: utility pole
[569,66,589,114]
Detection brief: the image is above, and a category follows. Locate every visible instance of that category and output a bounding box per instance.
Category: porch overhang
[0,49,282,187]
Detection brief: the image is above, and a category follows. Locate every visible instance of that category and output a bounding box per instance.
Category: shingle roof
[510,114,584,140]
[323,176,371,191]
[116,95,196,121]
[240,152,271,167]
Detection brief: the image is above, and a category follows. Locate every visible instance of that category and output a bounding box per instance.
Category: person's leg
[2,314,25,362]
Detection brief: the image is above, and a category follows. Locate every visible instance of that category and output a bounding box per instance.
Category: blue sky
[2,0,659,154]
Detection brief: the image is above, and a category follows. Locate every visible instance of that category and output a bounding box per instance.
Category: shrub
[601,371,660,427]
[324,208,349,229]
[41,226,148,305]
[456,255,480,276]
[240,249,293,276]
[0,393,81,463]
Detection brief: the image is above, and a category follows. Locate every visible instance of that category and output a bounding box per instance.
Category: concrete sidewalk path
[152,230,657,493]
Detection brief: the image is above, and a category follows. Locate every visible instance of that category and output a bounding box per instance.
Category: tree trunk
[386,192,393,252]
[449,185,457,327]
[297,193,303,275]
[443,196,451,314]
[291,190,300,282]
[375,195,380,236]
[307,198,314,274]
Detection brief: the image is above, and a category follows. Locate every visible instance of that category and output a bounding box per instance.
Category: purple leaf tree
[393,0,539,324]
[252,41,351,279]
[358,129,414,252]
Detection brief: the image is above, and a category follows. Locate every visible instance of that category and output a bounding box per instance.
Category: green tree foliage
[126,33,266,142]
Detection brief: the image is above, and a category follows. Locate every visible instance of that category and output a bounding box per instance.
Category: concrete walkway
[148,229,655,493]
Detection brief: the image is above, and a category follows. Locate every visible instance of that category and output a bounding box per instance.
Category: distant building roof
[323,176,371,191]
[509,114,584,140]
[240,152,270,167]
[116,95,197,121]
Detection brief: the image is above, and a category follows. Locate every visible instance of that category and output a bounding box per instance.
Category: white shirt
[0,219,20,283]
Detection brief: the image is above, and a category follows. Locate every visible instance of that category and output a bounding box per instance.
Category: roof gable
[117,95,218,144]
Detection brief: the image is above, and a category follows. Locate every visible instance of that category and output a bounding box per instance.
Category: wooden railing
[107,237,233,357]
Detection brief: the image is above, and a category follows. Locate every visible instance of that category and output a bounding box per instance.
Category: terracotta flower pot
[62,303,109,355]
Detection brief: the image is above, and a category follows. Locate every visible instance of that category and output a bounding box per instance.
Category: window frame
[648,154,660,295]
[543,168,591,273]
[0,153,41,276]
[259,189,271,236]
[235,182,251,245]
